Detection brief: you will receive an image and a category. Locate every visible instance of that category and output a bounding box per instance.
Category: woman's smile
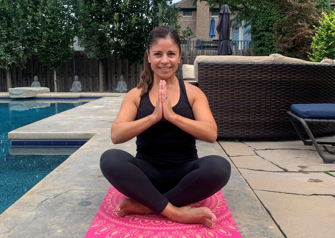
[159,66,172,72]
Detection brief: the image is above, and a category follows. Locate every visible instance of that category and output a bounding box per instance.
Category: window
[183,11,192,16]
[212,9,220,16]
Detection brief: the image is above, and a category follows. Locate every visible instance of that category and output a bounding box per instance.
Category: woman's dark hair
[137,25,181,96]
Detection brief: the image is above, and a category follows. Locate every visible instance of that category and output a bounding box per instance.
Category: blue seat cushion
[291,104,335,119]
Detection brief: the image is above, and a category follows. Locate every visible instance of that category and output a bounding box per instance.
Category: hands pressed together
[153,80,176,122]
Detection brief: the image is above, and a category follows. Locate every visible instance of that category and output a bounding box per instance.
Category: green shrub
[315,0,333,13]
[309,12,335,62]
[273,0,321,60]
[250,1,284,56]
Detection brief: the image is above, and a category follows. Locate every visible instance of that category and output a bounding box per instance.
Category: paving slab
[239,169,335,195]
[245,139,335,151]
[256,149,335,172]
[9,146,79,155]
[219,141,256,156]
[0,92,9,98]
[230,155,284,172]
[255,190,335,238]
[0,96,284,238]
[8,97,124,140]
[244,141,317,150]
[35,92,124,99]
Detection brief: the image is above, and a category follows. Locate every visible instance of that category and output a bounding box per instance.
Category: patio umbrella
[216,4,232,55]
[209,17,216,38]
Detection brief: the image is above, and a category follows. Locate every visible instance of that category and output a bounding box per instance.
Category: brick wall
[178,10,197,39]
[195,1,209,40]
[177,0,220,41]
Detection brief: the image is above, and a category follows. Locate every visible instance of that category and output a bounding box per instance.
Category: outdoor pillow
[182,64,195,80]
[291,104,335,119]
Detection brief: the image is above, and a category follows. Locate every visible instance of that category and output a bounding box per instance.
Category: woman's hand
[160,80,176,121]
[162,82,218,143]
[151,81,164,123]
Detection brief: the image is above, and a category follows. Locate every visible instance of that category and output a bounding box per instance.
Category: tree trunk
[99,59,103,92]
[6,70,12,91]
[53,68,58,92]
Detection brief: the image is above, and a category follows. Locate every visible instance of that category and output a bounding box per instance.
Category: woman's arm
[111,88,163,144]
[163,83,218,143]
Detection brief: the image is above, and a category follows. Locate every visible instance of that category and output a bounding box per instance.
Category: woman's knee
[205,155,231,186]
[100,149,133,178]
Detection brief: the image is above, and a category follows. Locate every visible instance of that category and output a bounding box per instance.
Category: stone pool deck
[1,93,335,238]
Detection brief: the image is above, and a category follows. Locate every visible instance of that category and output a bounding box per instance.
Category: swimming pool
[0,98,90,214]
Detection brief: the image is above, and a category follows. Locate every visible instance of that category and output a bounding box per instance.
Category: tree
[272,0,321,60]
[35,0,76,92]
[180,26,195,41]
[76,0,179,92]
[109,0,179,64]
[75,0,114,92]
[250,1,284,56]
[202,0,326,60]
[196,0,261,24]
[309,12,335,62]
[200,0,328,25]
[315,0,332,13]
[0,0,36,90]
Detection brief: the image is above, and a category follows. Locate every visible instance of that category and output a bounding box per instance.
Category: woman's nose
[161,54,169,63]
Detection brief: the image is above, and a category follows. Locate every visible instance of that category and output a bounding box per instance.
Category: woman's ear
[146,50,151,63]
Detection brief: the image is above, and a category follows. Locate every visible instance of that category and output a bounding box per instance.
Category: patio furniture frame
[198,62,335,140]
[287,111,335,163]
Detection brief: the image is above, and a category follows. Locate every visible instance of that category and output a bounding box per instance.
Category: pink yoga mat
[86,186,241,238]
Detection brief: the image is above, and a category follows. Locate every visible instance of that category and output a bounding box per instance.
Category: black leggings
[100,149,231,214]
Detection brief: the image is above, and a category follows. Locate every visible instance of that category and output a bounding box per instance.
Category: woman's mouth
[159,67,171,72]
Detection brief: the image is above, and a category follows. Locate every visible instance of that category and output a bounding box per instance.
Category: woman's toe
[204,217,214,228]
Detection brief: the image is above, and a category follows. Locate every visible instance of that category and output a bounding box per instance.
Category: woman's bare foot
[116,200,216,228]
[115,198,154,217]
[162,203,216,228]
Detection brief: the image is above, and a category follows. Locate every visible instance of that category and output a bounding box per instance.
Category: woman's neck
[154,76,177,88]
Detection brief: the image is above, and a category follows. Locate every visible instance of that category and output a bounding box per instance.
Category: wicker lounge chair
[287,104,335,164]
[195,55,335,140]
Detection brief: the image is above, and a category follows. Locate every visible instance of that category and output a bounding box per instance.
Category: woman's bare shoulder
[184,81,206,103]
[123,87,142,107]
[127,87,142,96]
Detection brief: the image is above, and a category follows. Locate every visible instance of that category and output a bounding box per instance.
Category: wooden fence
[0,52,142,92]
[0,48,253,92]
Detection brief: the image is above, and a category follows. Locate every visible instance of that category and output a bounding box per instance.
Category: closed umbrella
[209,17,216,38]
[216,4,232,55]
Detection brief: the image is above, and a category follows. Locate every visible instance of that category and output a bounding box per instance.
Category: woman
[100,25,231,228]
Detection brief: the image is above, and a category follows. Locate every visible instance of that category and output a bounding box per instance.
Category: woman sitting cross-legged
[100,25,231,228]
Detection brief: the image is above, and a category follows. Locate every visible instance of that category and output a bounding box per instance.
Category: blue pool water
[0,99,88,214]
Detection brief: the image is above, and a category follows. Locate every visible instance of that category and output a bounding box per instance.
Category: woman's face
[147,37,181,81]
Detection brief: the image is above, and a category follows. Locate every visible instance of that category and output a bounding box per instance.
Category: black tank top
[135,78,198,166]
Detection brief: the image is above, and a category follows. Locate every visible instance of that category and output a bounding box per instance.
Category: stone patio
[220,141,335,238]
[1,93,334,238]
